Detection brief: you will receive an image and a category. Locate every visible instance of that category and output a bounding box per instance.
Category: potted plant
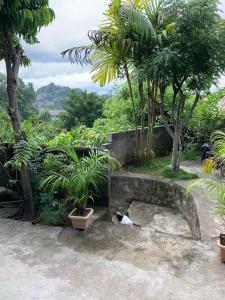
[41,146,119,230]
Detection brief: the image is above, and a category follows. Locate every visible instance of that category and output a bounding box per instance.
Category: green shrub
[40,204,67,226]
[39,192,67,225]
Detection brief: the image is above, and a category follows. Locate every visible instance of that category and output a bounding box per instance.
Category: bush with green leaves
[40,146,120,215]
[22,116,59,145]
[47,125,108,148]
[39,192,68,225]
[188,89,225,141]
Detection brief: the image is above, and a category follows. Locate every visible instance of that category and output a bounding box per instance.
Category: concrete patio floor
[0,199,225,300]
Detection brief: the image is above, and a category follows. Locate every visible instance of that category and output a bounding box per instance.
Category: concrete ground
[0,160,225,300]
[0,201,225,300]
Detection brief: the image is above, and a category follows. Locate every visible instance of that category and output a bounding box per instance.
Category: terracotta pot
[68,208,93,230]
[218,240,225,263]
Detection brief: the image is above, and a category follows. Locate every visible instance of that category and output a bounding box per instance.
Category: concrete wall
[102,126,173,166]
[109,171,201,240]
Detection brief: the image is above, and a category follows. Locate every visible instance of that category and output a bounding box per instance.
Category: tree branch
[159,85,174,139]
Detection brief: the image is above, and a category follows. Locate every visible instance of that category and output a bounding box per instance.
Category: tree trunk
[171,127,181,172]
[124,62,139,159]
[146,80,156,157]
[4,40,35,218]
[138,80,145,155]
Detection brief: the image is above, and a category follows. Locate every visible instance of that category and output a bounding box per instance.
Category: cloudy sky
[0,0,112,94]
[0,0,225,93]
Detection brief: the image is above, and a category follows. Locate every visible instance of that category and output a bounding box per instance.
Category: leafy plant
[0,0,55,217]
[5,139,42,172]
[47,125,108,148]
[60,90,105,129]
[40,146,120,215]
[40,202,67,225]
[186,130,225,217]
[186,179,225,216]
[188,89,225,140]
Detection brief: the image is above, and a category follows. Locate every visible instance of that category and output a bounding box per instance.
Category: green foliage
[186,178,225,216]
[47,125,108,148]
[0,73,37,119]
[180,148,199,161]
[40,146,120,211]
[0,1,55,44]
[0,107,14,144]
[60,90,105,129]
[93,117,131,133]
[188,89,225,140]
[39,192,67,225]
[186,130,225,216]
[22,115,59,145]
[5,139,41,171]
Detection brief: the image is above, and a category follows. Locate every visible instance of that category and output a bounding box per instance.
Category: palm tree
[40,146,120,215]
[62,0,168,160]
[186,131,225,218]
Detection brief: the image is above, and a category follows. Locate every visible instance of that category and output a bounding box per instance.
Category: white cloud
[24,0,110,61]
[0,0,111,93]
[19,62,85,80]
[0,0,225,93]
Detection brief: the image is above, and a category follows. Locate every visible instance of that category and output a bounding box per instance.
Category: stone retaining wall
[109,171,201,240]
[102,126,173,165]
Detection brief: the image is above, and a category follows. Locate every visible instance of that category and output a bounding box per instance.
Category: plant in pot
[186,131,225,262]
[40,146,119,230]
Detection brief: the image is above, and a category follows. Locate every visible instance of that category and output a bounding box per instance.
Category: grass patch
[161,167,198,180]
[127,148,199,180]
[180,148,199,161]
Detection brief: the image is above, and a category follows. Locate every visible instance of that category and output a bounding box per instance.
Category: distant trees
[0,73,37,119]
[60,90,105,129]
[0,0,54,217]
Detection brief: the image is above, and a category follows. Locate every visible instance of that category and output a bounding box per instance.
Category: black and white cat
[116,212,141,227]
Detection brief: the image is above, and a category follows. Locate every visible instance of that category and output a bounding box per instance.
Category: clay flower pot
[68,208,93,230]
[218,240,225,263]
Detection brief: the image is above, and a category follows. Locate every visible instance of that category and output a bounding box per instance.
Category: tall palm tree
[62,0,167,159]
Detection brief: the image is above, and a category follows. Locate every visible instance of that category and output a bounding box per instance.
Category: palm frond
[211,131,225,165]
[186,178,225,216]
[91,51,119,86]
[119,4,156,40]
[61,45,93,66]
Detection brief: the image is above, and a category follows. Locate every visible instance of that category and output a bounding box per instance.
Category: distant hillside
[37,83,81,109]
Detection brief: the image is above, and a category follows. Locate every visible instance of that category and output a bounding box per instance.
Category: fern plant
[5,139,42,173]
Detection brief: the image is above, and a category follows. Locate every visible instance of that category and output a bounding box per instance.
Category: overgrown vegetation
[128,148,199,180]
[187,131,225,217]
[0,0,225,223]
[63,0,225,172]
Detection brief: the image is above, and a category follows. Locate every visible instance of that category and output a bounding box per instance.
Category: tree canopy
[60,90,105,130]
